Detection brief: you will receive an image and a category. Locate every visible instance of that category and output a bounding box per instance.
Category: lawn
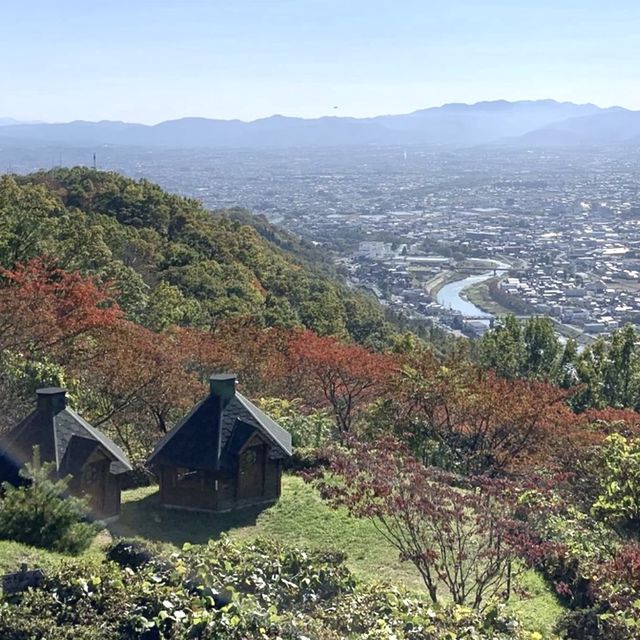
[0,475,564,638]
[111,474,423,589]
[111,475,564,638]
[0,535,105,575]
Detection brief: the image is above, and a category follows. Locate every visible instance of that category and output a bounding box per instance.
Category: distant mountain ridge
[1,100,637,148]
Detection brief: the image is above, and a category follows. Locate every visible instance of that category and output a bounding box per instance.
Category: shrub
[0,537,532,640]
[590,433,640,537]
[315,436,542,609]
[0,448,99,554]
[106,539,157,569]
[256,397,333,448]
[283,446,330,472]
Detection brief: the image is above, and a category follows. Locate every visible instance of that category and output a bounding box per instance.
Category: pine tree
[0,447,100,554]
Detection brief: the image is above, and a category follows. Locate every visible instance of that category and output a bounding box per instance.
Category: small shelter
[147,374,292,512]
[0,388,132,518]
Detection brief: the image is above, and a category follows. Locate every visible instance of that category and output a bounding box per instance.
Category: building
[146,374,292,512]
[0,388,132,519]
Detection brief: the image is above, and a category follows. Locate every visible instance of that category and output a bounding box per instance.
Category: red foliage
[0,258,121,359]
[175,320,293,400]
[316,435,544,608]
[287,329,394,433]
[594,543,640,615]
[576,407,640,437]
[83,322,205,453]
[391,353,579,475]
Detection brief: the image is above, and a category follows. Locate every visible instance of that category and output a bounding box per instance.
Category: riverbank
[461,279,513,316]
[424,270,464,297]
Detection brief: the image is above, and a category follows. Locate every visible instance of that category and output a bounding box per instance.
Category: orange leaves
[0,257,121,358]
[287,329,394,432]
[85,322,205,436]
[391,353,579,475]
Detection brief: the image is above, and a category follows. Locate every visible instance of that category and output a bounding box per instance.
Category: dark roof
[147,391,292,471]
[0,391,132,477]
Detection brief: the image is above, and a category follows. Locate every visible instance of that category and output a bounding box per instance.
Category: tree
[478,314,525,379]
[288,330,393,434]
[522,316,562,380]
[0,447,99,554]
[82,323,204,459]
[478,315,564,382]
[602,325,640,409]
[0,258,121,358]
[316,436,537,608]
[0,176,62,266]
[573,325,640,410]
[389,351,574,476]
[591,433,640,537]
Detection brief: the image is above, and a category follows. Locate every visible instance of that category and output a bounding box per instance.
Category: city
[8,143,637,342]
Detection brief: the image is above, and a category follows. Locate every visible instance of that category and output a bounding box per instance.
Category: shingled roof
[0,388,132,476]
[147,374,292,471]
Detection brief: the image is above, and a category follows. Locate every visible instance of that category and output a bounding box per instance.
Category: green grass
[111,475,564,637]
[112,475,423,589]
[0,536,105,575]
[462,279,513,316]
[0,475,564,637]
[510,569,565,639]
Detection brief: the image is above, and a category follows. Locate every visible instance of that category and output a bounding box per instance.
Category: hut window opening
[174,467,204,488]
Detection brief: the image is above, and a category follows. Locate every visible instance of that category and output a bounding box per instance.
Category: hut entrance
[237,445,265,500]
[81,458,109,516]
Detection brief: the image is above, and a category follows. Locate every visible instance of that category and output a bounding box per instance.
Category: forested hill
[1,167,391,346]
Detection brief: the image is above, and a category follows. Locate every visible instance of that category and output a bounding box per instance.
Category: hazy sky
[2,0,639,123]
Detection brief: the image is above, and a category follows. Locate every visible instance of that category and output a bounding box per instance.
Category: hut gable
[0,387,132,518]
[147,376,292,471]
[147,374,292,512]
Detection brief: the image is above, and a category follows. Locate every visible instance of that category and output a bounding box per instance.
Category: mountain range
[1,100,638,149]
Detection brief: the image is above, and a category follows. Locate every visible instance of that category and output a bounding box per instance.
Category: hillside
[1,167,391,346]
[0,476,564,638]
[508,107,640,146]
[0,100,617,148]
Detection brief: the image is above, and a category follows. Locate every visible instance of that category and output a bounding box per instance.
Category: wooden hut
[147,374,292,512]
[0,388,132,519]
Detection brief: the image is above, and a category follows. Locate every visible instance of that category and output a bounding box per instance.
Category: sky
[2,0,640,123]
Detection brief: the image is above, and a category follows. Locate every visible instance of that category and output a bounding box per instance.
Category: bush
[106,539,157,569]
[256,398,333,448]
[0,448,100,554]
[283,446,330,472]
[119,465,157,490]
[0,537,532,640]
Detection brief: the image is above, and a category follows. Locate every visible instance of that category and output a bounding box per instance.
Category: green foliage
[573,325,640,410]
[591,433,640,535]
[0,448,99,555]
[0,536,532,639]
[1,168,394,345]
[478,315,564,381]
[479,314,527,379]
[256,397,333,448]
[479,318,640,412]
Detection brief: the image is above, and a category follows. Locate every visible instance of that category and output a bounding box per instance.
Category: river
[435,260,509,320]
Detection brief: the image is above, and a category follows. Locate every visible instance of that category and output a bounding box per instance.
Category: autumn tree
[0,259,122,431]
[388,351,575,475]
[287,329,393,434]
[81,323,204,459]
[0,258,121,358]
[316,436,538,608]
